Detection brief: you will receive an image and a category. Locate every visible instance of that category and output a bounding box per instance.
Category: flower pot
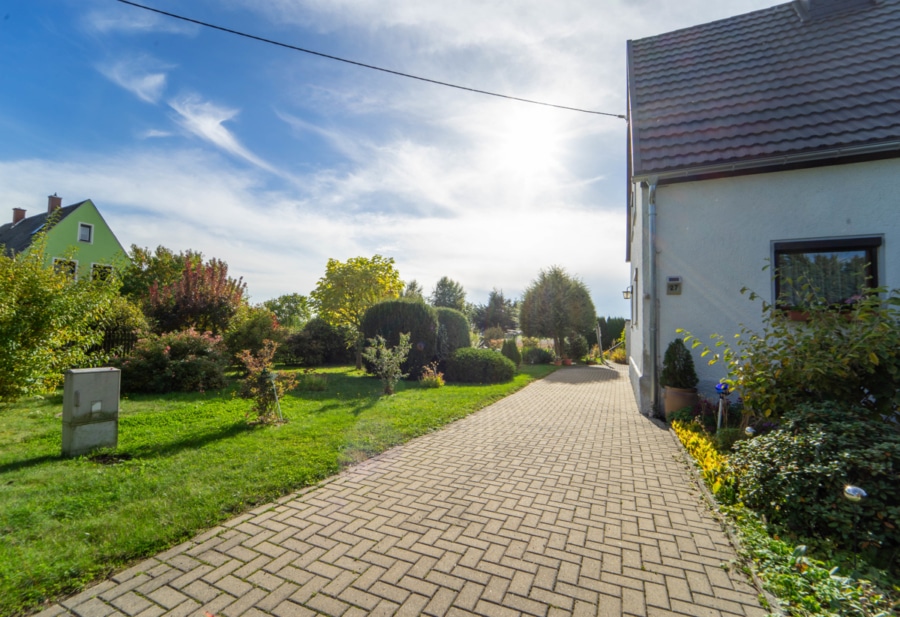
[562,358,573,366]
[663,386,699,418]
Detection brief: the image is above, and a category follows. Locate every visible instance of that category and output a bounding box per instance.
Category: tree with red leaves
[146,257,246,335]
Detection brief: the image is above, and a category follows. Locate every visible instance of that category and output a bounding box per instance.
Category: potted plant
[660,338,699,418]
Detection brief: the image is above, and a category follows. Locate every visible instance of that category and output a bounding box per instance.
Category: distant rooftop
[627,0,900,179]
[0,202,84,256]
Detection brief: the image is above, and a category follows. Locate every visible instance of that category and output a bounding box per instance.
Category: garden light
[716,382,730,430]
[844,486,867,502]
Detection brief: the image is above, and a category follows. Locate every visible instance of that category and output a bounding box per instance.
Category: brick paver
[41,365,766,617]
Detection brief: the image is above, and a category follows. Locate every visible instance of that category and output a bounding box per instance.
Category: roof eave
[631,139,900,185]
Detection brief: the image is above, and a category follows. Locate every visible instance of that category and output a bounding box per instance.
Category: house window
[92,264,113,282]
[774,236,881,308]
[78,223,93,243]
[54,258,78,280]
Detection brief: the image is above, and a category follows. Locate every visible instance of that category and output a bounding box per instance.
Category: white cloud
[98,57,168,104]
[0,147,630,315]
[83,7,197,35]
[169,95,279,175]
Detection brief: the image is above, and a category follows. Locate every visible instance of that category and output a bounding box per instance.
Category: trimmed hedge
[362,299,438,379]
[435,307,471,360]
[445,348,516,384]
[501,339,522,367]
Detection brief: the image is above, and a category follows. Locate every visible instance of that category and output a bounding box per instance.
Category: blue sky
[1,0,780,316]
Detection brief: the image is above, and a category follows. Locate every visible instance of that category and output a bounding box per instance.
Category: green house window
[92,264,113,281]
[54,259,78,280]
[774,236,881,308]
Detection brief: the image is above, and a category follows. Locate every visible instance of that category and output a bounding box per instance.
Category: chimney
[12,208,26,225]
[48,193,62,213]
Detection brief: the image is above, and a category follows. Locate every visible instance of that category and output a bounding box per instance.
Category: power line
[115,0,626,120]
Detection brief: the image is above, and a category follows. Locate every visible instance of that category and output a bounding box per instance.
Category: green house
[0,194,129,280]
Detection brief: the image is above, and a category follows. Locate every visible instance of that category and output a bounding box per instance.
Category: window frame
[53,258,78,280]
[772,236,882,309]
[78,223,93,244]
[91,263,113,282]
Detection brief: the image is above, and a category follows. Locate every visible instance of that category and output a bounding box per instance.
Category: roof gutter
[633,140,900,185]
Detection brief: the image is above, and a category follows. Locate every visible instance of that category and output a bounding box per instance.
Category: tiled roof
[627,0,900,178]
[0,203,84,256]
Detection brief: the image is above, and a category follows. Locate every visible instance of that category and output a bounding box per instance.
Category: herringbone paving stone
[42,365,766,617]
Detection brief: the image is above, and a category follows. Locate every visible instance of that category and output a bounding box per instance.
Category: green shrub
[565,334,589,361]
[683,286,900,420]
[114,329,228,393]
[483,326,506,348]
[362,333,411,395]
[284,317,354,366]
[731,402,900,554]
[713,428,748,452]
[445,348,516,384]
[660,338,698,389]
[523,347,554,365]
[225,305,283,364]
[435,307,471,361]
[501,339,522,367]
[362,299,438,379]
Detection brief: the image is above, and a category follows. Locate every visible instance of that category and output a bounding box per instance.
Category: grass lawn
[0,364,557,616]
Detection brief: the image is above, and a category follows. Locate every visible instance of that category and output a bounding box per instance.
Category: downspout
[647,179,659,416]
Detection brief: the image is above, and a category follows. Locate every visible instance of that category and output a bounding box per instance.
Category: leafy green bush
[684,287,900,420]
[362,333,411,395]
[501,339,522,367]
[284,317,355,366]
[225,305,283,364]
[565,334,589,361]
[114,329,228,393]
[523,347,554,365]
[445,348,515,384]
[362,299,438,379]
[435,307,471,361]
[731,402,900,554]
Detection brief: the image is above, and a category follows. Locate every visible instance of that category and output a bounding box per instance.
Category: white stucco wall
[629,157,900,413]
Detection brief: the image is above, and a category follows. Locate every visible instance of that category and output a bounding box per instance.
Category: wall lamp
[622,286,633,300]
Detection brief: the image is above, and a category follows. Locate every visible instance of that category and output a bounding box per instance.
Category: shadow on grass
[0,422,259,475]
[0,454,64,475]
[126,421,257,459]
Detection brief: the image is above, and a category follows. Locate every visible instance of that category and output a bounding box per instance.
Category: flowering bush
[419,362,445,388]
[112,329,228,393]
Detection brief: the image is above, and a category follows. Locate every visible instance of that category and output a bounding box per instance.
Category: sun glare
[491,107,566,178]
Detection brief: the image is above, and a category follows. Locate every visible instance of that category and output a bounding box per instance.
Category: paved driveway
[43,364,765,617]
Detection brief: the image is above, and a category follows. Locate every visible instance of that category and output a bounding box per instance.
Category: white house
[625,0,900,415]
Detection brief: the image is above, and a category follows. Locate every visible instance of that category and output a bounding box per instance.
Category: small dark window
[774,237,881,308]
[78,223,93,243]
[54,259,77,280]
[92,264,113,282]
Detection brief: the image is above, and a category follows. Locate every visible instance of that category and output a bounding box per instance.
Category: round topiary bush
[435,307,471,360]
[445,348,516,384]
[362,299,438,379]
